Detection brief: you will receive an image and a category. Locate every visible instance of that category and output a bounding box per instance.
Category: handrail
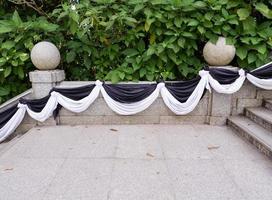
[0,89,32,111]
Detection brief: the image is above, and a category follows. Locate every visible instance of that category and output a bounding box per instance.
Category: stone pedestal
[208,65,239,71]
[29,70,65,99]
[208,66,238,125]
[208,92,232,125]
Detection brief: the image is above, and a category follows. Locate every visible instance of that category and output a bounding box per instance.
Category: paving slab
[166,159,246,200]
[0,124,271,200]
[109,159,174,200]
[0,158,64,200]
[222,158,272,200]
[43,158,113,200]
[116,126,163,159]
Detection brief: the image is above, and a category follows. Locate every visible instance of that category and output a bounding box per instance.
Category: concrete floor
[0,125,271,200]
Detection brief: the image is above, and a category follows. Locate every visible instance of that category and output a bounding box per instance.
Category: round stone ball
[203,37,236,66]
[30,41,60,70]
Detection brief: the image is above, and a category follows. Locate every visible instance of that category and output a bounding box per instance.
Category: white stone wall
[58,92,210,125]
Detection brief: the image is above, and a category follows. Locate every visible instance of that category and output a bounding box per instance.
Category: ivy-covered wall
[0,0,272,103]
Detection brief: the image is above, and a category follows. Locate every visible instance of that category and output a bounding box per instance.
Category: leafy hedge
[0,10,59,103]
[1,0,272,103]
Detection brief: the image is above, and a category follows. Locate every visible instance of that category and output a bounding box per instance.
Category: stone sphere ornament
[30,41,61,70]
[203,37,236,66]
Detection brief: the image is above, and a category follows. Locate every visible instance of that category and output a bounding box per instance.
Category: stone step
[264,99,272,111]
[245,107,272,132]
[227,116,272,159]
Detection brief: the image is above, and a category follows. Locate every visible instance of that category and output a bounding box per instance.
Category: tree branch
[8,0,50,18]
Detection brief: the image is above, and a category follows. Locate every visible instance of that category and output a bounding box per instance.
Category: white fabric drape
[246,61,272,90]
[160,70,210,115]
[2,63,272,143]
[19,95,58,122]
[101,82,163,115]
[19,80,101,123]
[0,106,26,143]
[53,80,101,113]
[246,73,272,90]
[208,69,246,94]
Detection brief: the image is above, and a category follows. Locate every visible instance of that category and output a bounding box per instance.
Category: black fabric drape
[208,67,239,84]
[51,84,95,118]
[165,76,204,103]
[51,84,95,100]
[103,83,157,103]
[0,104,18,129]
[249,63,272,79]
[19,95,50,113]
[18,84,95,119]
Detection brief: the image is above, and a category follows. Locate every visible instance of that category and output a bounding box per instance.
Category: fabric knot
[17,103,27,108]
[95,80,103,87]
[50,91,57,97]
[199,70,209,77]
[238,69,245,76]
[157,82,165,90]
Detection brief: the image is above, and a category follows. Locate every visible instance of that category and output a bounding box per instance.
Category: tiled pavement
[0,125,271,200]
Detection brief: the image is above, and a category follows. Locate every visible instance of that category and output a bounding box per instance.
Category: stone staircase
[227,100,272,159]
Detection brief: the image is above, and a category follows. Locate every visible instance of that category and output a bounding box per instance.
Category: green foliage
[1,0,272,103]
[51,0,272,83]
[0,10,59,102]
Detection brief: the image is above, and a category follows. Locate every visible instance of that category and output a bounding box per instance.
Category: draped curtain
[1,62,272,142]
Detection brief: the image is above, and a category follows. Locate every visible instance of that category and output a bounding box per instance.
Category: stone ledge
[59,115,207,125]
[208,116,227,126]
[59,115,160,125]
[0,89,32,110]
[159,116,207,124]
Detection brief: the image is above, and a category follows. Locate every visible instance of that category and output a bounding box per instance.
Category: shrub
[51,0,272,83]
[0,9,59,102]
[1,0,272,102]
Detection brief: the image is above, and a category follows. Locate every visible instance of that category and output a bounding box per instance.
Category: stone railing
[57,80,268,126]
[0,89,33,136]
[0,67,271,137]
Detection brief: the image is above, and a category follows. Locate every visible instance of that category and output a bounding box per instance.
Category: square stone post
[29,70,65,99]
[207,66,237,125]
[208,91,232,125]
[29,70,65,126]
